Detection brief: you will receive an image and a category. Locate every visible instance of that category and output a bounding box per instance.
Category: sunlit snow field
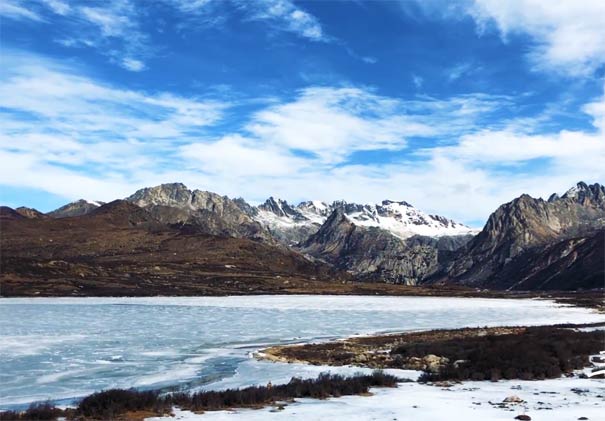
[1,295,603,414]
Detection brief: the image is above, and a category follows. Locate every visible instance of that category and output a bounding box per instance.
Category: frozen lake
[1,295,603,409]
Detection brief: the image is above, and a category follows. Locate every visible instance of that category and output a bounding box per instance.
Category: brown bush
[396,327,603,382]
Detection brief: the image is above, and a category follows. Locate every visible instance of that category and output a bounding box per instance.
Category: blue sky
[1,0,604,226]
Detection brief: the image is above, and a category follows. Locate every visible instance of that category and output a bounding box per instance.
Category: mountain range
[1,181,603,295]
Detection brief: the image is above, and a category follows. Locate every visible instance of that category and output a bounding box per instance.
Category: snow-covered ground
[149,374,605,421]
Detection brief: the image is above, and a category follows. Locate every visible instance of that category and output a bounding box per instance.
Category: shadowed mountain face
[0,200,347,297]
[432,182,605,290]
[299,209,473,285]
[481,230,605,291]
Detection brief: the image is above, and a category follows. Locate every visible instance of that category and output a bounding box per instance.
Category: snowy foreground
[149,369,605,421]
[152,377,605,421]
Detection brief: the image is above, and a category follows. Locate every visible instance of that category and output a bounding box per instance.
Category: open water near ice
[1,295,603,409]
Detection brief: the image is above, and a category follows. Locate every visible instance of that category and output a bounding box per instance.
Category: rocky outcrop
[48,199,104,218]
[254,197,324,245]
[15,207,48,219]
[0,206,26,220]
[434,182,605,289]
[299,209,472,284]
[126,183,270,240]
[480,230,604,291]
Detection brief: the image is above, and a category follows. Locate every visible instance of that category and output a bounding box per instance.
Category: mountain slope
[254,197,324,244]
[483,230,604,291]
[126,183,270,240]
[433,182,605,289]
[15,207,48,219]
[48,199,104,218]
[299,209,473,285]
[0,202,346,296]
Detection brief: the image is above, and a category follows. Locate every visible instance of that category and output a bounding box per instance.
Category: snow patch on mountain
[344,200,478,239]
[253,197,478,240]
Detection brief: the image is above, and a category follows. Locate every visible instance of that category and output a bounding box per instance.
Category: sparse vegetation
[0,371,398,420]
[0,401,64,420]
[394,327,604,382]
[260,324,605,382]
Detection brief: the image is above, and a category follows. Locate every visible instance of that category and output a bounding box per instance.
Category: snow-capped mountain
[337,199,477,238]
[254,198,325,244]
[253,197,478,244]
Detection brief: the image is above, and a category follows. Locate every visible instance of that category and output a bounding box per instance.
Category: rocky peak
[561,182,605,206]
[127,183,193,208]
[438,181,605,287]
[15,207,48,219]
[0,206,25,220]
[232,197,257,217]
[381,199,413,208]
[47,199,104,218]
[547,193,560,202]
[258,197,303,220]
[297,200,332,221]
[299,207,458,285]
[127,184,269,240]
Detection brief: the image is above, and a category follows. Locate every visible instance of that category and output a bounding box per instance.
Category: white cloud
[179,134,309,177]
[120,57,146,72]
[2,49,602,224]
[162,0,327,42]
[42,0,71,15]
[25,0,151,71]
[436,129,604,165]
[243,87,507,165]
[0,0,43,21]
[16,0,327,71]
[240,0,326,41]
[0,51,229,200]
[467,0,605,75]
[0,51,225,136]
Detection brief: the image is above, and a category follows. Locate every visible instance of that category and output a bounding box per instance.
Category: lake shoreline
[256,322,605,379]
[2,283,603,311]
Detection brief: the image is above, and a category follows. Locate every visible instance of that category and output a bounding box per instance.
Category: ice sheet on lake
[1,295,603,409]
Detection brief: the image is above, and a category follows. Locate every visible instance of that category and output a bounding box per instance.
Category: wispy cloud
[412,74,424,89]
[239,0,326,41]
[0,50,230,198]
[56,0,150,71]
[447,62,474,81]
[2,48,602,223]
[467,0,605,75]
[399,0,605,76]
[0,0,43,21]
[41,0,71,15]
[8,0,329,71]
